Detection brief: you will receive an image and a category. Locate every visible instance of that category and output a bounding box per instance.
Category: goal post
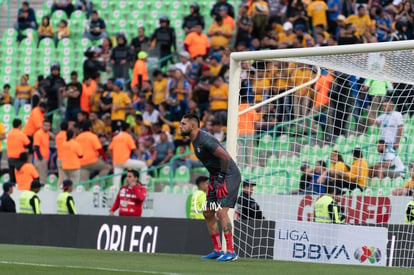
[226,40,414,267]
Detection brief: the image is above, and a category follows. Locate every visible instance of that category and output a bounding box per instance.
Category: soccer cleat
[216,252,238,262]
[202,250,224,260]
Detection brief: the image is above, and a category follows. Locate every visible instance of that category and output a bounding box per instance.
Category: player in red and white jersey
[110,169,147,217]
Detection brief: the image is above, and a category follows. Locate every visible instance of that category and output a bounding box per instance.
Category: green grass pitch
[0,244,410,275]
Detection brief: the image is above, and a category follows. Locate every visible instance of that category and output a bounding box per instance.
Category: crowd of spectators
[2,0,414,191]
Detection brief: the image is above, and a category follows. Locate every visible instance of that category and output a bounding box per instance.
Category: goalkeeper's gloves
[214,172,228,199]
[206,176,214,197]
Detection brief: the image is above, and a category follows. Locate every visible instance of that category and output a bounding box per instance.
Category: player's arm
[213,146,231,174]
[395,125,403,148]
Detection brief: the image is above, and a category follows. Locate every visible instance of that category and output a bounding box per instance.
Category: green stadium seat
[132,0,148,11]
[0,114,14,125]
[17,104,31,117]
[51,9,68,28]
[0,173,10,184]
[20,37,36,49]
[173,166,190,184]
[70,10,87,21]
[162,185,173,193]
[95,0,111,11]
[154,165,173,185]
[46,174,58,189]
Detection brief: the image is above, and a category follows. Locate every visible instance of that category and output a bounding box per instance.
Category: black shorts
[207,172,241,209]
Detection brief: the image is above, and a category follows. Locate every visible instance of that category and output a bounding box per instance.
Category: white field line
[0,260,183,275]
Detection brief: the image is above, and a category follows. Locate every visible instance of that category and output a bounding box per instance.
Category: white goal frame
[226,40,414,161]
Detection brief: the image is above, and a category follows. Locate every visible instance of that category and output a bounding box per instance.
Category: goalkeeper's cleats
[202,250,224,260]
[216,252,238,262]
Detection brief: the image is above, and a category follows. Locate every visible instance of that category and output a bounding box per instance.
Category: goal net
[227,41,414,267]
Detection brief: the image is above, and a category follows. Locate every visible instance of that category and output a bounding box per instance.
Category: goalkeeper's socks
[211,233,222,252]
[224,233,234,253]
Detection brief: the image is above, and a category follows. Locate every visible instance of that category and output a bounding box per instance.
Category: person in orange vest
[80,77,96,114]
[33,120,53,184]
[184,24,210,59]
[131,51,149,93]
[61,129,83,184]
[55,121,68,186]
[22,102,47,157]
[7,119,30,183]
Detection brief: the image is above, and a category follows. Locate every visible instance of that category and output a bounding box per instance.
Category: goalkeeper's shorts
[206,172,241,209]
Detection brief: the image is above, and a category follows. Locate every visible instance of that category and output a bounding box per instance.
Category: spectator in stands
[37,16,54,46]
[135,142,153,167]
[110,33,132,83]
[33,120,53,184]
[54,19,70,46]
[111,80,132,133]
[150,16,177,67]
[237,180,264,220]
[167,69,191,121]
[0,84,12,105]
[19,179,42,214]
[98,37,112,65]
[14,74,34,116]
[0,182,16,213]
[193,65,212,116]
[370,139,405,179]
[209,76,228,125]
[143,102,160,125]
[291,162,312,194]
[109,122,147,188]
[307,0,328,33]
[63,71,82,122]
[248,0,270,40]
[83,46,106,81]
[392,163,414,196]
[61,129,83,183]
[376,7,393,42]
[151,70,168,107]
[77,121,111,185]
[74,0,93,18]
[287,1,308,35]
[83,10,107,41]
[318,151,350,194]
[131,51,149,93]
[130,27,150,63]
[51,0,74,17]
[370,98,403,150]
[234,4,252,48]
[211,0,235,19]
[175,51,192,78]
[183,3,205,34]
[395,1,414,39]
[293,24,315,47]
[345,5,373,43]
[152,131,175,166]
[7,119,30,184]
[327,0,341,34]
[41,62,66,118]
[14,1,38,37]
[208,15,233,51]
[219,5,235,31]
[391,20,408,41]
[212,119,226,142]
[15,152,39,191]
